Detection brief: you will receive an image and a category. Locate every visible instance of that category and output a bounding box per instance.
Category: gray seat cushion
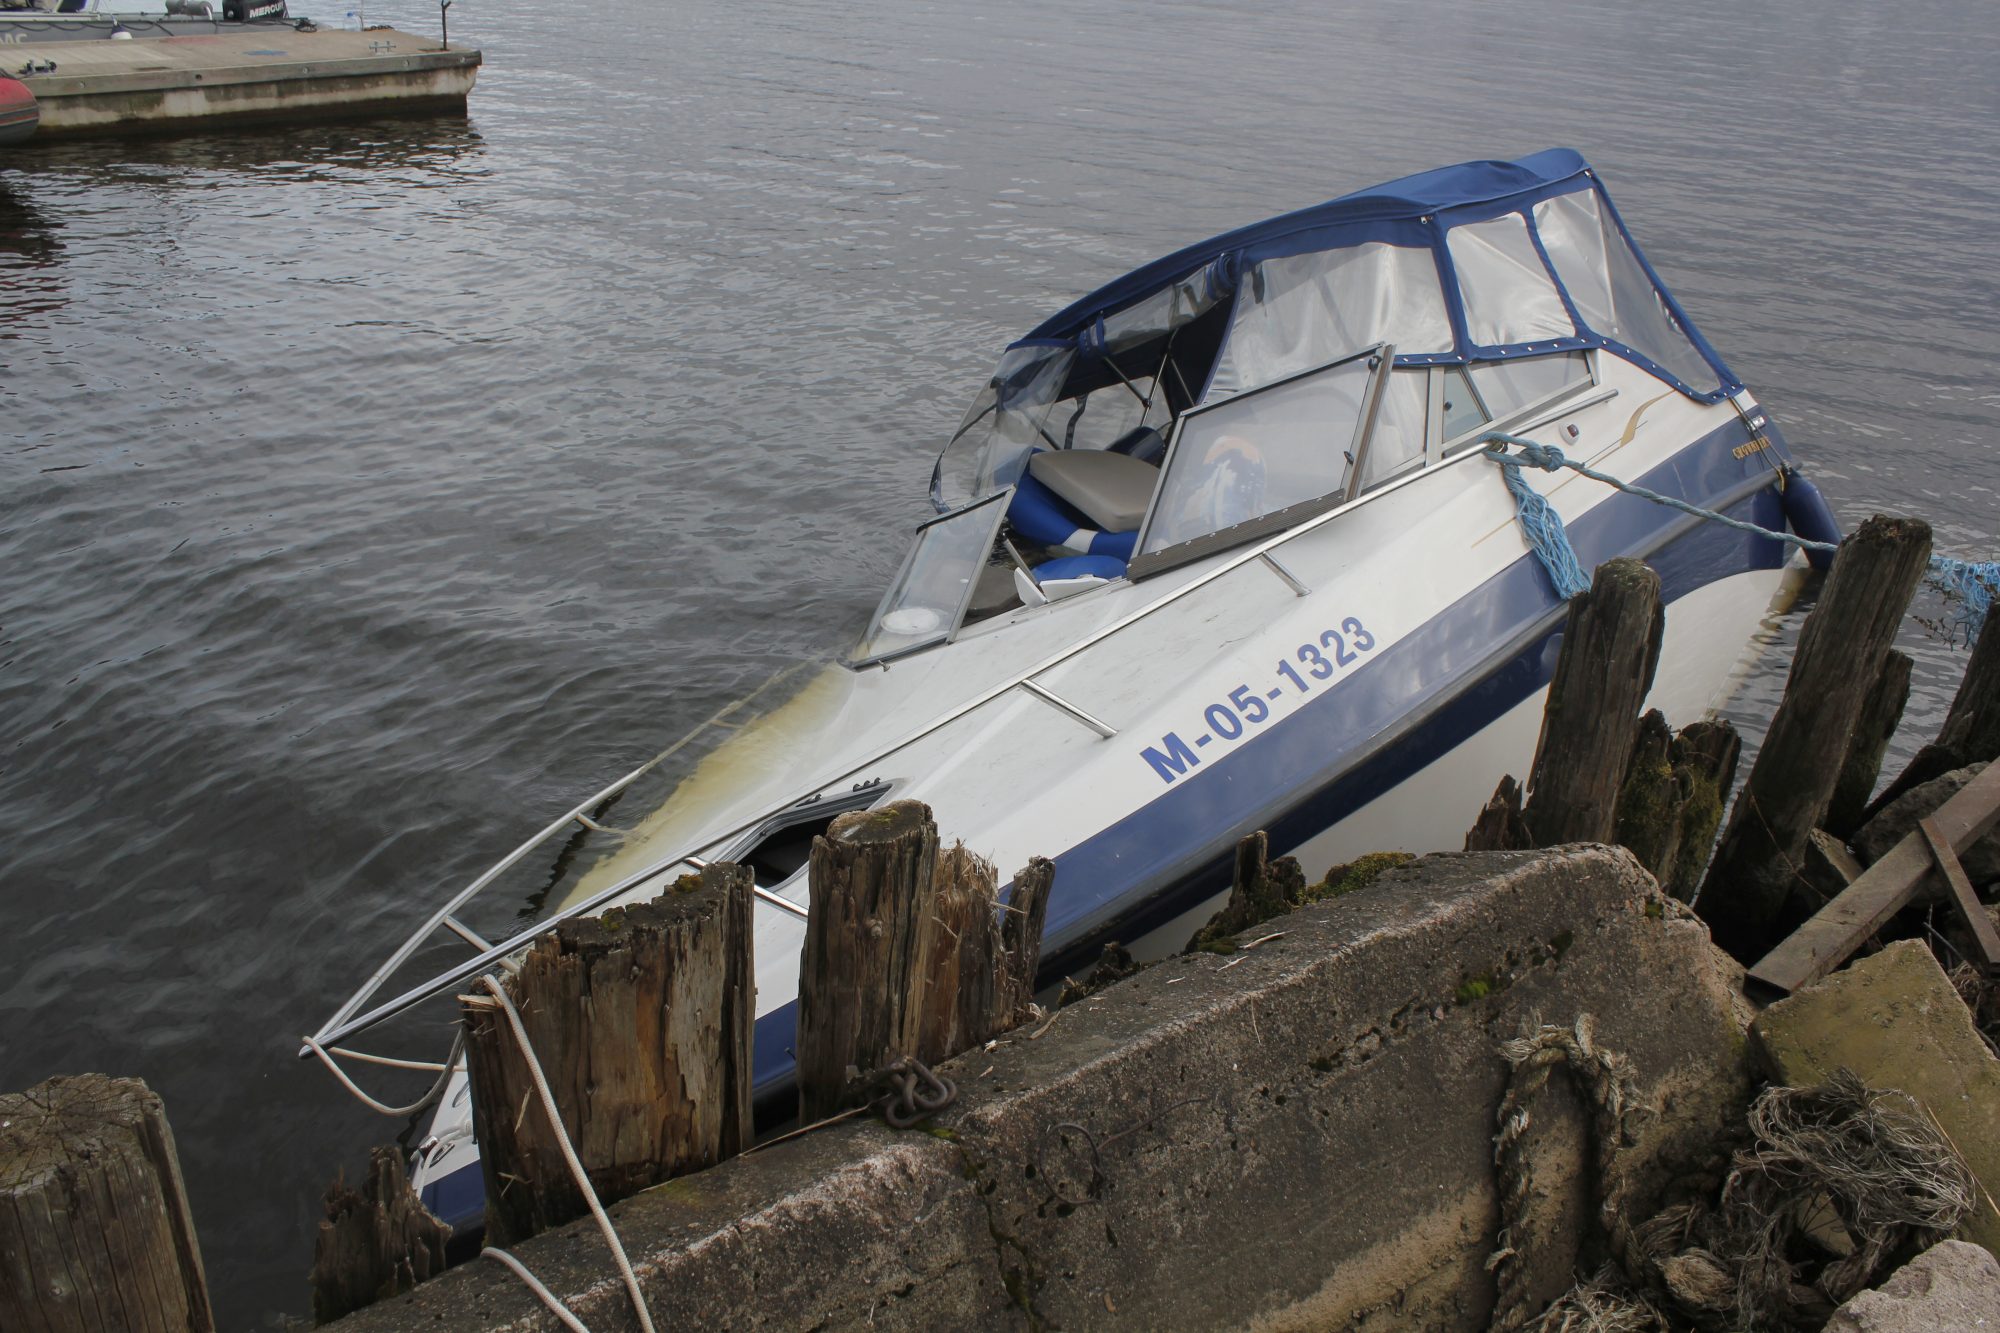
[1027,450,1159,532]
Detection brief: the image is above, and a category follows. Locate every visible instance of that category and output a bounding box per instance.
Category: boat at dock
[0,0,288,45]
[306,149,1841,1234]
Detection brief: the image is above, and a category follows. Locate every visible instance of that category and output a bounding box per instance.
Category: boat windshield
[1132,345,1392,575]
[851,490,1013,666]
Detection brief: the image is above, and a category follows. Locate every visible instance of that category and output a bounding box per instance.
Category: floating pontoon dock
[13,28,479,138]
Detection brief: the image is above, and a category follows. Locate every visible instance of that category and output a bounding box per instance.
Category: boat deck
[15,27,479,137]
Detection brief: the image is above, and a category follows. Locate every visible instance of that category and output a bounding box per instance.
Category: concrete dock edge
[334,846,1756,1331]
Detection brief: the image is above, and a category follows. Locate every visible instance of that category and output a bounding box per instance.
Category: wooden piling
[308,1146,451,1325]
[460,862,755,1245]
[1868,610,2000,818]
[1826,648,1913,840]
[1189,830,1308,948]
[1662,719,1741,903]
[1465,775,1531,852]
[997,857,1055,1029]
[1698,515,1933,962]
[0,1074,213,1333]
[1522,557,1663,846]
[796,799,941,1121]
[915,843,1003,1064]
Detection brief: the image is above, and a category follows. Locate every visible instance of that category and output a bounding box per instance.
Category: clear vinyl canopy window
[1206,242,1450,401]
[1446,212,1575,347]
[1532,188,1717,391]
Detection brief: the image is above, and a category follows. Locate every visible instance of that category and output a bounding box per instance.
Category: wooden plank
[1919,815,2000,978]
[1748,759,2000,995]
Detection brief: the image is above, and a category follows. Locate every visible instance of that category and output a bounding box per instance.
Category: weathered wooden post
[997,856,1055,1029]
[1826,648,1913,839]
[308,1145,451,1324]
[1660,719,1741,903]
[796,799,940,1121]
[1522,557,1663,846]
[1698,515,1933,961]
[0,1074,214,1333]
[1867,607,2000,817]
[916,843,1002,1063]
[460,861,755,1245]
[1188,830,1308,948]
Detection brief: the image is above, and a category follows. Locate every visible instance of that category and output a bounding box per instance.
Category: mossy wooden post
[0,1074,213,1333]
[1868,612,2000,818]
[797,799,940,1121]
[1825,648,1912,840]
[309,1145,450,1324]
[1522,557,1663,846]
[1698,515,1933,962]
[460,861,755,1245]
[1662,719,1740,903]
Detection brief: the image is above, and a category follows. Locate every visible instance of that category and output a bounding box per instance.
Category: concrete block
[1750,939,2000,1258]
[334,846,1755,1332]
[1828,1240,2000,1331]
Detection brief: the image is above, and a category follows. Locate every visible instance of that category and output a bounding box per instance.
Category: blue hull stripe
[1034,415,1788,974]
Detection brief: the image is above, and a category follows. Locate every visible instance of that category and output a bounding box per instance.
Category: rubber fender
[1780,468,1840,571]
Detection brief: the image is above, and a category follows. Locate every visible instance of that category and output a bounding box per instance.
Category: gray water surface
[3,0,1997,1321]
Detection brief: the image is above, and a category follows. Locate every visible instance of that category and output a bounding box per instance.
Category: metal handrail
[306,374,1633,1055]
[308,666,805,1046]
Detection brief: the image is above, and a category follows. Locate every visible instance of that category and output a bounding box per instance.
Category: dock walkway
[15,28,479,137]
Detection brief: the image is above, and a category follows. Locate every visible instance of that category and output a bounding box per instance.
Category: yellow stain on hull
[559,665,852,910]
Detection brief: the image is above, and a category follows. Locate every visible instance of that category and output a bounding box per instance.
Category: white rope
[482,1248,593,1333]
[327,1046,452,1072]
[303,1029,463,1118]
[478,974,658,1333]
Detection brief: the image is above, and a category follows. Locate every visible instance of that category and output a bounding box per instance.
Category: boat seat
[1027,449,1158,533]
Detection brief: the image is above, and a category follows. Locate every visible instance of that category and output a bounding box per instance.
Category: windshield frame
[849,487,1015,669]
[1129,343,1394,580]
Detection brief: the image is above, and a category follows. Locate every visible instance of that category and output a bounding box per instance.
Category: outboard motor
[222,0,285,19]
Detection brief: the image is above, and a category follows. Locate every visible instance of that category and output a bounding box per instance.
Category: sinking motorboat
[305,149,1841,1233]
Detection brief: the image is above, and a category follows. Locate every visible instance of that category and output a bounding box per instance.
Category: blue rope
[1479,430,2000,645]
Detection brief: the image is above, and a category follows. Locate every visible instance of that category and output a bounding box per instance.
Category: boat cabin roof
[931,149,1740,513]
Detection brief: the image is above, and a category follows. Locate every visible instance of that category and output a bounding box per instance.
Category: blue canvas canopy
[933,150,1741,511]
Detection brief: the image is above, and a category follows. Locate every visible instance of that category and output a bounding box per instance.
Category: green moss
[1455,973,1495,1004]
[1305,850,1416,903]
[1644,899,1665,920]
[923,1125,961,1143]
[644,1175,707,1203]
